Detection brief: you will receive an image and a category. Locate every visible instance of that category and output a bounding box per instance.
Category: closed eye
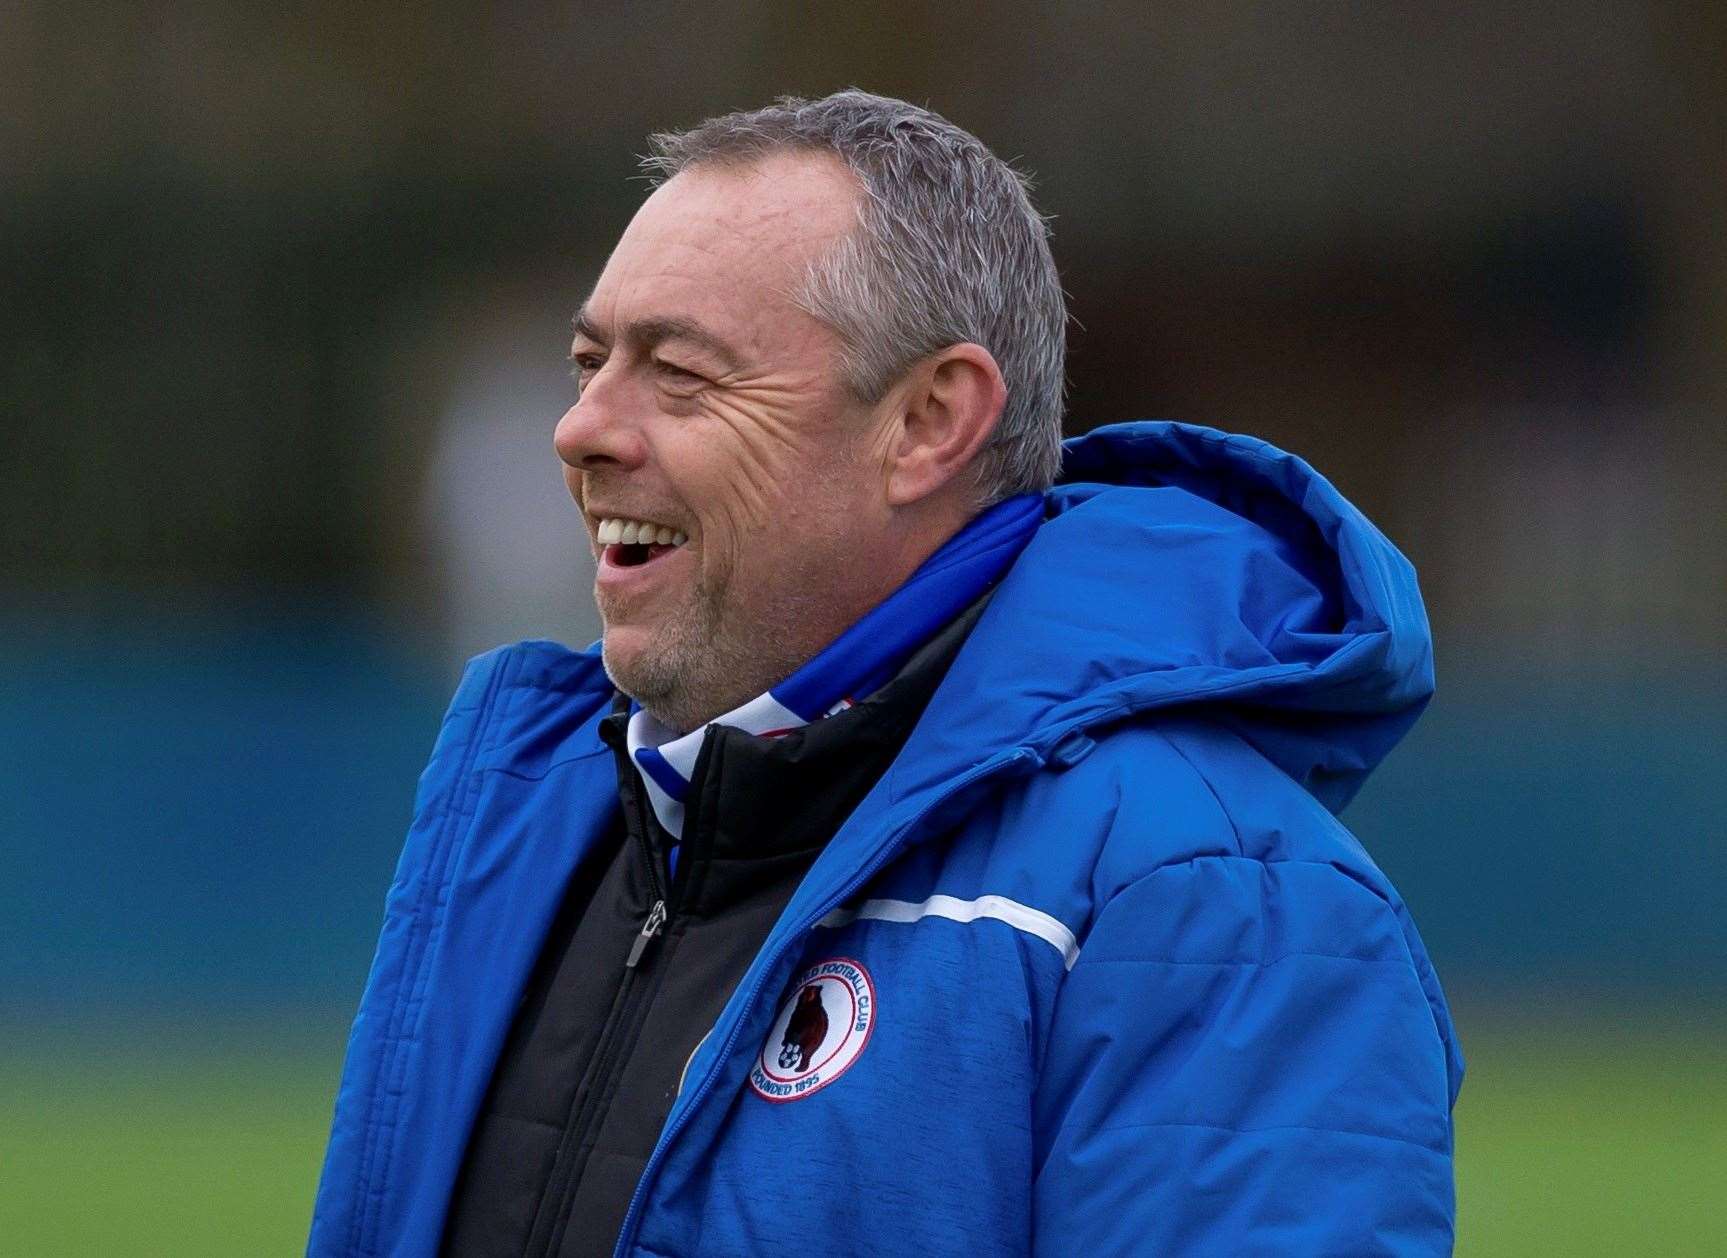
[654,359,708,390]
[655,359,704,381]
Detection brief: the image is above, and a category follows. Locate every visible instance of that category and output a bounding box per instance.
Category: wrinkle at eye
[697,396,820,530]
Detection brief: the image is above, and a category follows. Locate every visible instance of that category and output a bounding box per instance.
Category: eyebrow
[570,306,744,373]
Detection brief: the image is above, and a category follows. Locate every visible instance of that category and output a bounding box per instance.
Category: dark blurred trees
[3,1,1720,652]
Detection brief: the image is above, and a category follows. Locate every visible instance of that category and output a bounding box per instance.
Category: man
[310,91,1462,1257]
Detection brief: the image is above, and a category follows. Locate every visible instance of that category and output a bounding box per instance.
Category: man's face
[555,152,902,730]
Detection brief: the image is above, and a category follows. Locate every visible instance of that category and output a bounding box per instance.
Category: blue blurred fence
[5,605,1723,1021]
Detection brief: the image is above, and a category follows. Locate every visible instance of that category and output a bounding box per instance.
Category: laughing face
[554,152,916,732]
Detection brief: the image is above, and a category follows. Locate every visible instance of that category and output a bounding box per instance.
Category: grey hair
[640,90,1067,505]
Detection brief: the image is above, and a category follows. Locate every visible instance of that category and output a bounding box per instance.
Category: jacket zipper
[528,763,676,1257]
[610,745,1039,1257]
[626,898,667,969]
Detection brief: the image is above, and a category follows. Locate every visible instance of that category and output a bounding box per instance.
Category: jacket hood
[896,421,1434,815]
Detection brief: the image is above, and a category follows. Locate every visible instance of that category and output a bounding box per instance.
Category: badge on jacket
[749,958,875,1102]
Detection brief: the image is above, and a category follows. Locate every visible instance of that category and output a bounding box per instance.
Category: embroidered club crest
[749,958,875,1102]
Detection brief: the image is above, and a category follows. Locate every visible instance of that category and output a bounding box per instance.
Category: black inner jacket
[439,597,986,1258]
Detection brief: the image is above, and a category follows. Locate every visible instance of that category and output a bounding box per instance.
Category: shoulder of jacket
[1023,717,1392,904]
[462,638,608,694]
[1056,719,1461,1095]
[413,639,612,785]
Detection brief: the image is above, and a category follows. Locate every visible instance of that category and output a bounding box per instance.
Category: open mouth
[607,540,682,568]
[596,516,688,569]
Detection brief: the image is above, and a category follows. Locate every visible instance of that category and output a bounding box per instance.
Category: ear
[883,342,1007,508]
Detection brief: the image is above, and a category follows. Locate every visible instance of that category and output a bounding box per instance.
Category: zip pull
[626,899,667,969]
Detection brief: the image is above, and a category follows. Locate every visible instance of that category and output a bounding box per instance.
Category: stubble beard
[600,566,837,735]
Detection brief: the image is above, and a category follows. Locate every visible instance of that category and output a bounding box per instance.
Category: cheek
[669,403,816,534]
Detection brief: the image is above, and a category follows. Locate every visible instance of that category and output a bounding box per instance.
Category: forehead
[581,151,859,351]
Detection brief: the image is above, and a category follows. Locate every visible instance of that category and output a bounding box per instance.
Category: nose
[553,373,649,473]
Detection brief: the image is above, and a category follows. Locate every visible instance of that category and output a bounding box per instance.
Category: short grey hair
[641,90,1067,505]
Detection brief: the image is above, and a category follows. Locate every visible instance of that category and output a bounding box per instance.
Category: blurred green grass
[0,1025,344,1256]
[2,1012,1723,1255]
[1452,1012,1726,1256]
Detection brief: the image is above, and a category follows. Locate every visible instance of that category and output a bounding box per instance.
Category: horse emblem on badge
[749,958,875,1102]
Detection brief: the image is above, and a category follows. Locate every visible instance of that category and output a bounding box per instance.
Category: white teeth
[595,517,689,549]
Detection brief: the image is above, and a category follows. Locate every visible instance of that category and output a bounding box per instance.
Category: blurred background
[4,3,1723,1253]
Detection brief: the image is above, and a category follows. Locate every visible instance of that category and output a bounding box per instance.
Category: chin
[600,625,686,711]
[598,628,654,694]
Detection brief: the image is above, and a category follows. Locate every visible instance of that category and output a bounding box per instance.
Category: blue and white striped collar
[625,493,1043,842]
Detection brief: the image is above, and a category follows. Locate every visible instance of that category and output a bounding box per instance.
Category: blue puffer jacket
[309,422,1463,1257]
